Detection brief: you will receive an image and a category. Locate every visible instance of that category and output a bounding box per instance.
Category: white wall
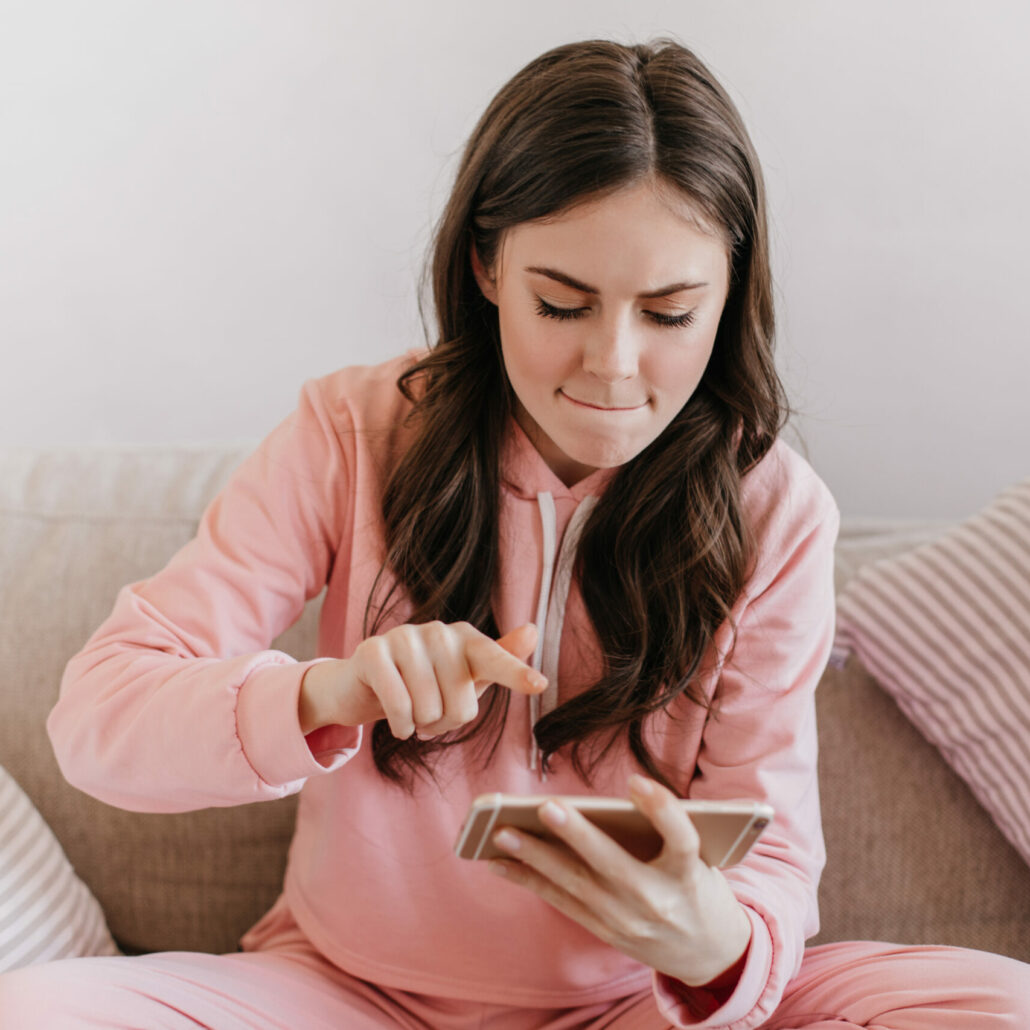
[2,0,1027,518]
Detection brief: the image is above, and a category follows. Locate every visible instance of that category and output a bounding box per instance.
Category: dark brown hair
[365,37,788,787]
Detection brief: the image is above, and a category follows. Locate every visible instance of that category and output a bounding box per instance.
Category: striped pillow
[0,766,120,972]
[834,477,1030,868]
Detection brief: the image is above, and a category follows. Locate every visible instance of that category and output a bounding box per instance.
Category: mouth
[560,390,646,412]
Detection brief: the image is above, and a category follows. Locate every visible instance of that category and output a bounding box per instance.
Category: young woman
[2,36,1028,1030]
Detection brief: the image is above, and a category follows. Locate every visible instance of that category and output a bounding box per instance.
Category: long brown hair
[365,37,788,787]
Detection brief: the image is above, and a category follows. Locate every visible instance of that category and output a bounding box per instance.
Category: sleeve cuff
[235,657,362,791]
[653,907,773,1028]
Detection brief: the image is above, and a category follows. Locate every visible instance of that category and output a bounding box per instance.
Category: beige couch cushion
[814,520,1030,957]
[814,660,1030,955]
[0,446,318,955]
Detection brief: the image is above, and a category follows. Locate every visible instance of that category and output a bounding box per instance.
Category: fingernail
[540,800,567,826]
[629,774,654,796]
[528,671,547,690]
[494,829,520,851]
[488,860,508,877]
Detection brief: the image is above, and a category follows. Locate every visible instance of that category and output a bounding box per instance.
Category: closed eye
[534,297,695,329]
[534,298,586,321]
[647,309,697,328]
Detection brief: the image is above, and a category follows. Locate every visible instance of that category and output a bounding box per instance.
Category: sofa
[1,443,1028,968]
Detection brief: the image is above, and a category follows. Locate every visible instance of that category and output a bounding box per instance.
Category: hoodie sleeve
[47,376,363,814]
[651,450,841,1029]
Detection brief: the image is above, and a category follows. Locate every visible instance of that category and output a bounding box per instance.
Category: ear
[470,243,499,305]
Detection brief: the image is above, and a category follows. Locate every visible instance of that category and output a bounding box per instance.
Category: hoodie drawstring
[527,492,599,775]
[528,492,556,771]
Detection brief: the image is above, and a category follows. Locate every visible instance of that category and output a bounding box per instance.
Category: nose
[581,314,639,383]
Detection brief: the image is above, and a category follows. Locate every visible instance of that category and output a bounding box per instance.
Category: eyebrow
[524,266,709,297]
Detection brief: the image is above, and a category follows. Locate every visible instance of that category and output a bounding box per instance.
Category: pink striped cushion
[0,766,119,972]
[834,477,1030,868]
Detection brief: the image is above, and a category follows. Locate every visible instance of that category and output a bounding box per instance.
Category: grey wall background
[2,0,1027,518]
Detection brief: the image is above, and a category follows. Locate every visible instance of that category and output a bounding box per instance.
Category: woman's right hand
[297,621,546,738]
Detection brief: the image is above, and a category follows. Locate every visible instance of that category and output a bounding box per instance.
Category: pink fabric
[2,900,1028,1029]
[45,352,841,1027]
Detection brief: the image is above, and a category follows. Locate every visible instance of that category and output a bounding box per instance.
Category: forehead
[495,180,730,286]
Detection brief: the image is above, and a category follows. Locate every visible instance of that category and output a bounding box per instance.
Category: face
[472,179,731,487]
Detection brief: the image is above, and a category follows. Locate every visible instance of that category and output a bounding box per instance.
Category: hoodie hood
[499,415,618,502]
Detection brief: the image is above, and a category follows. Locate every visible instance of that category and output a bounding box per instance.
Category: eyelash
[533,297,696,329]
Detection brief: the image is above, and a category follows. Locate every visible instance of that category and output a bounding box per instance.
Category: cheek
[646,342,715,406]
[499,309,574,388]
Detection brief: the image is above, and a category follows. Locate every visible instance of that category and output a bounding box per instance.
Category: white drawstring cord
[528,492,557,772]
[528,493,599,777]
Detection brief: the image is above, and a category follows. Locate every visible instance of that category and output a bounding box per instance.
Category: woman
[2,36,1027,1029]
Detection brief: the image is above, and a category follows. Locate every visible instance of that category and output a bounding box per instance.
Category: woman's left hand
[488,774,752,987]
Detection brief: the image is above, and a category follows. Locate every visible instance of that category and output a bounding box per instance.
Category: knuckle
[381,700,412,729]
[596,858,624,884]
[680,824,702,859]
[685,860,707,890]
[384,690,413,720]
[416,698,444,725]
[425,621,461,656]
[398,624,423,648]
[443,683,479,723]
[455,699,479,724]
[618,915,657,947]
[639,887,676,925]
[366,636,393,666]
[364,635,392,665]
[422,721,455,737]
[558,865,588,899]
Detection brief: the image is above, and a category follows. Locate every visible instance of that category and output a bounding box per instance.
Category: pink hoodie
[48,351,839,1030]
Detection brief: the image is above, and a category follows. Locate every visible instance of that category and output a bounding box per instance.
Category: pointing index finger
[465,634,547,696]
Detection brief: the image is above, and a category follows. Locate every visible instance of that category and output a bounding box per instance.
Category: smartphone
[454,793,774,867]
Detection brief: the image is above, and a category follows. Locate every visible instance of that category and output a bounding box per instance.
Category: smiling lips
[560,390,646,411]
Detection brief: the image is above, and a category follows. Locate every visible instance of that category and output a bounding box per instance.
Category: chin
[563,439,642,471]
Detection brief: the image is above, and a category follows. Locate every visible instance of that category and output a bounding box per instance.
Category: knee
[0,957,118,1027]
[0,962,68,1024]
[978,952,1030,1027]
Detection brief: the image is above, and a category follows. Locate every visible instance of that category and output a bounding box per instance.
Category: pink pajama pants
[1,898,1028,1029]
